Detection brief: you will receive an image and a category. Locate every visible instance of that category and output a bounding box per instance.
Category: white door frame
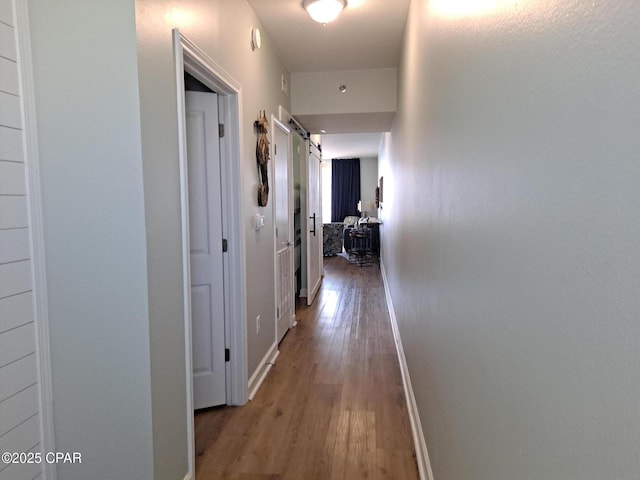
[173,29,248,477]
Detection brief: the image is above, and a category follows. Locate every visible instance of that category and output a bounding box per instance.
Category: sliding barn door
[305,141,322,305]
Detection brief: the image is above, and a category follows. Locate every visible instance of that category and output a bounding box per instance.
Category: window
[321,160,332,223]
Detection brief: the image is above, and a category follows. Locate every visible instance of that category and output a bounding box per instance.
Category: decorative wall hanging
[255,111,270,206]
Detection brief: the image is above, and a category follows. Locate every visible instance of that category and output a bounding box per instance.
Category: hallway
[194,255,419,479]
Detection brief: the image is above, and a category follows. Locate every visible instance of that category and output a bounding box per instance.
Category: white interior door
[186,90,226,409]
[306,141,322,306]
[273,118,293,343]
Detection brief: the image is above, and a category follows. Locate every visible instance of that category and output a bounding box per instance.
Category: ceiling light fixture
[303,0,347,24]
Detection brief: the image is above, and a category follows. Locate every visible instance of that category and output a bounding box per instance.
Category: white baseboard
[247,342,280,401]
[380,260,434,480]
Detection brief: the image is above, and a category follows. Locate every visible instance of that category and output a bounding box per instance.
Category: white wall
[381,1,640,478]
[359,156,378,218]
[27,0,154,478]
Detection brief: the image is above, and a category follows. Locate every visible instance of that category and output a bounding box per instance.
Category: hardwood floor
[195,255,419,480]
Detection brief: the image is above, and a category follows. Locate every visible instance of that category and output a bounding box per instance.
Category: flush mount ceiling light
[303,0,347,24]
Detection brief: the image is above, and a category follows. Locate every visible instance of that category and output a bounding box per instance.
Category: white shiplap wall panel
[0,228,29,264]
[0,0,13,25]
[0,443,42,480]
[0,354,37,402]
[0,23,15,60]
[0,160,26,193]
[0,323,35,367]
[0,56,18,95]
[0,455,42,480]
[0,456,42,480]
[0,292,33,333]
[0,196,27,228]
[0,414,39,457]
[0,384,37,435]
[0,126,23,161]
[0,260,31,298]
[0,90,20,128]
[0,2,44,475]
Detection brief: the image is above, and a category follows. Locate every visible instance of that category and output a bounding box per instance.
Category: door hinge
[218,123,225,138]
[225,348,230,362]
[274,144,277,155]
[222,238,228,252]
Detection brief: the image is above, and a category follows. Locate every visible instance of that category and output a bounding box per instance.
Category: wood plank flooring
[195,255,419,480]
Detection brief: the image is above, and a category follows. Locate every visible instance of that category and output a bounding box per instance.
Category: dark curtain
[331,158,361,222]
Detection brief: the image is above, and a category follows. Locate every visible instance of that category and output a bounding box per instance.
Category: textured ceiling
[246,0,410,73]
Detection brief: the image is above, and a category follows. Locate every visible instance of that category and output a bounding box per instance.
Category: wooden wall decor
[255,111,270,206]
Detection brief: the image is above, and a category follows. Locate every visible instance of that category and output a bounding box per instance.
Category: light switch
[254,213,265,230]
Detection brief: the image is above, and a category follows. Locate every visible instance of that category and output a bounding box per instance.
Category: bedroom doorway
[173,29,248,478]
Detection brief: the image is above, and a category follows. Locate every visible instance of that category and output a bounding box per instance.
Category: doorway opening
[284,123,323,315]
[173,29,248,479]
